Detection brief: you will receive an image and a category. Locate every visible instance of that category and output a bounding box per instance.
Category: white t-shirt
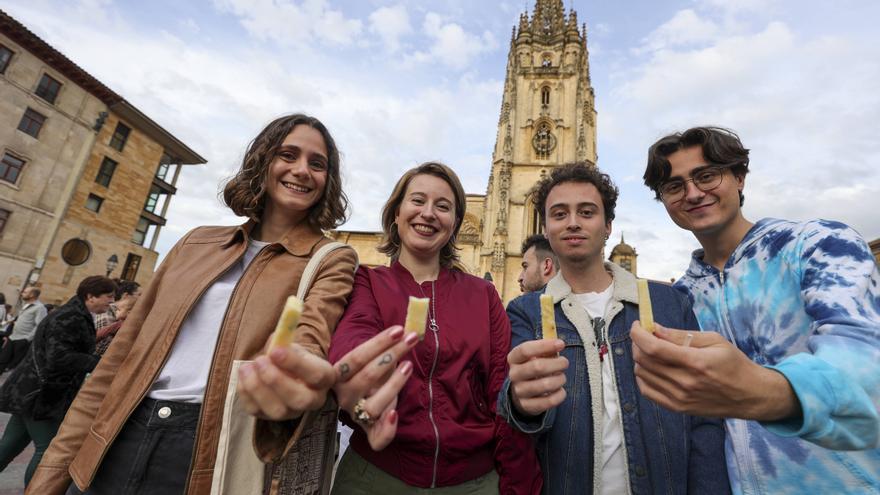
[149,239,270,403]
[572,283,627,495]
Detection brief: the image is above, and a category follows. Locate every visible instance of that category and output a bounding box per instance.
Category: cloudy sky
[5,0,880,281]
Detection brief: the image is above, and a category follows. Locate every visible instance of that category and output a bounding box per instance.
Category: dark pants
[0,339,30,373]
[0,413,62,486]
[85,398,200,494]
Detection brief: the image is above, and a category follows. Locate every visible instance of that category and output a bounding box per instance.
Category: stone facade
[333,0,601,303]
[0,10,204,305]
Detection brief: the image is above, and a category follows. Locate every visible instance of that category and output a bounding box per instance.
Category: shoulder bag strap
[295,241,356,300]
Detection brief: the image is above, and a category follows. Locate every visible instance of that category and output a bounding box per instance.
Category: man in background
[517,234,558,293]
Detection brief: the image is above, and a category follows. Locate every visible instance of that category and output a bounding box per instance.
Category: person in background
[0,276,116,487]
[636,126,880,493]
[93,296,137,357]
[0,288,48,373]
[93,280,141,330]
[329,162,542,494]
[517,234,558,293]
[27,114,359,495]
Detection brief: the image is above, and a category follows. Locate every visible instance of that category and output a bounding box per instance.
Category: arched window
[541,86,550,105]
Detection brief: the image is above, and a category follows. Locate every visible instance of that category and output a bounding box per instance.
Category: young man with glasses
[637,126,880,494]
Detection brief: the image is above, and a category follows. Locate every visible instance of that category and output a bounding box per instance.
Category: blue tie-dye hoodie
[675,218,880,494]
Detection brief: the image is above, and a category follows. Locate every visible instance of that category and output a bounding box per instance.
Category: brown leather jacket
[27,221,358,494]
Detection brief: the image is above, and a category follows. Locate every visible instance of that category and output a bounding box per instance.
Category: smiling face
[544,181,611,267]
[663,145,745,237]
[263,125,329,224]
[394,174,457,263]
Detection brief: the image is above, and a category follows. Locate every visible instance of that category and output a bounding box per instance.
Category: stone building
[0,10,205,305]
[333,0,622,302]
[870,238,880,266]
[609,235,638,276]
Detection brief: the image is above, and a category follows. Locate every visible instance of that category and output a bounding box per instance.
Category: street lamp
[106,254,118,277]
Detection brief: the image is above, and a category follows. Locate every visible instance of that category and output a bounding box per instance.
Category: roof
[0,9,206,165]
[610,235,636,256]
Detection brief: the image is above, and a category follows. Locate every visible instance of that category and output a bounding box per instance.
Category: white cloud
[404,12,499,70]
[212,0,363,46]
[369,4,412,53]
[638,9,719,53]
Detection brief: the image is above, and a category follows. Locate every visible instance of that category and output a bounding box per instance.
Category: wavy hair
[377,162,466,268]
[222,114,349,230]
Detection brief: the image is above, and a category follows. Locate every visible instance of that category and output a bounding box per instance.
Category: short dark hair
[222,113,349,230]
[644,126,750,205]
[521,234,559,269]
[27,288,41,298]
[377,162,467,269]
[533,163,619,225]
[115,280,140,300]
[76,276,117,300]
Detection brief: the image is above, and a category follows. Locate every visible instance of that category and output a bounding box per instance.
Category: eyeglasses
[658,165,731,203]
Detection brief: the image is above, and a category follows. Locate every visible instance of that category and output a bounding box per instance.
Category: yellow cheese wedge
[637,279,655,333]
[540,294,557,340]
[269,295,304,349]
[405,296,430,340]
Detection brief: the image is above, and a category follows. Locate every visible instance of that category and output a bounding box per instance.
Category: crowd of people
[0,116,875,494]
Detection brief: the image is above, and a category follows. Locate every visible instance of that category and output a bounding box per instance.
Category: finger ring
[353,398,375,426]
[683,333,694,348]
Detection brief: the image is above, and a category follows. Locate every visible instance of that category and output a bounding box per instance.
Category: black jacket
[0,296,99,420]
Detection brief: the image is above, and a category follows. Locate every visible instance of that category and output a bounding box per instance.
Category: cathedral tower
[478,0,597,300]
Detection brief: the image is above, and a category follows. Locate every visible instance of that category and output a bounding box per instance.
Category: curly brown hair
[533,162,619,225]
[377,162,466,268]
[222,114,349,230]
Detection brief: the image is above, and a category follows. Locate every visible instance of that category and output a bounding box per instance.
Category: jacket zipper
[427,323,441,488]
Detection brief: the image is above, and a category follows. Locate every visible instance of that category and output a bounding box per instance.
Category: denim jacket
[498,263,730,495]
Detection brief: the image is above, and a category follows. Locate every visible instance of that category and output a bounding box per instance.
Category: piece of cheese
[540,294,557,340]
[637,279,655,333]
[269,296,304,349]
[405,296,430,340]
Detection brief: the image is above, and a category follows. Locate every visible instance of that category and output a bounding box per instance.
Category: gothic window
[541,86,550,106]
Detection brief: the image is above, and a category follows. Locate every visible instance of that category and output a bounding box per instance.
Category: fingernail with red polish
[389,326,404,339]
[404,332,418,345]
[389,410,398,424]
[399,361,413,375]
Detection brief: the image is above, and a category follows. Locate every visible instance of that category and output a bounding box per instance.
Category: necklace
[418,281,439,333]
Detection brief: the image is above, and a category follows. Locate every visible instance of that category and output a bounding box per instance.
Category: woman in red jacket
[329,162,541,494]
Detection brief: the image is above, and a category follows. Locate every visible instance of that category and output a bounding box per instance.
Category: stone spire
[530,0,566,37]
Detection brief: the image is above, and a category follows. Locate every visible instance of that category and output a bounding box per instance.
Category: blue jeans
[85,398,200,494]
[0,413,61,486]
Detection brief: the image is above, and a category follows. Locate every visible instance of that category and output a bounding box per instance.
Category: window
[85,194,104,213]
[0,153,25,185]
[0,45,12,74]
[144,188,160,213]
[155,162,170,181]
[132,216,150,245]
[121,253,142,281]
[0,209,9,235]
[17,108,46,138]
[541,86,550,106]
[109,122,131,152]
[35,74,62,104]
[95,157,118,187]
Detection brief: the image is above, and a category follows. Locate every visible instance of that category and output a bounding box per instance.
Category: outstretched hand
[507,338,569,417]
[236,343,336,421]
[333,325,419,451]
[631,321,800,421]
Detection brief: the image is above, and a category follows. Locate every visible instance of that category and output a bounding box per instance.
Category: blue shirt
[676,218,880,494]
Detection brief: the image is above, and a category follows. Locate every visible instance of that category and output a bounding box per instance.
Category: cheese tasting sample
[637,279,655,333]
[540,294,557,340]
[269,295,305,349]
[404,296,430,340]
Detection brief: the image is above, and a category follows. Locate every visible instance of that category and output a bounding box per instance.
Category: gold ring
[353,398,374,426]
